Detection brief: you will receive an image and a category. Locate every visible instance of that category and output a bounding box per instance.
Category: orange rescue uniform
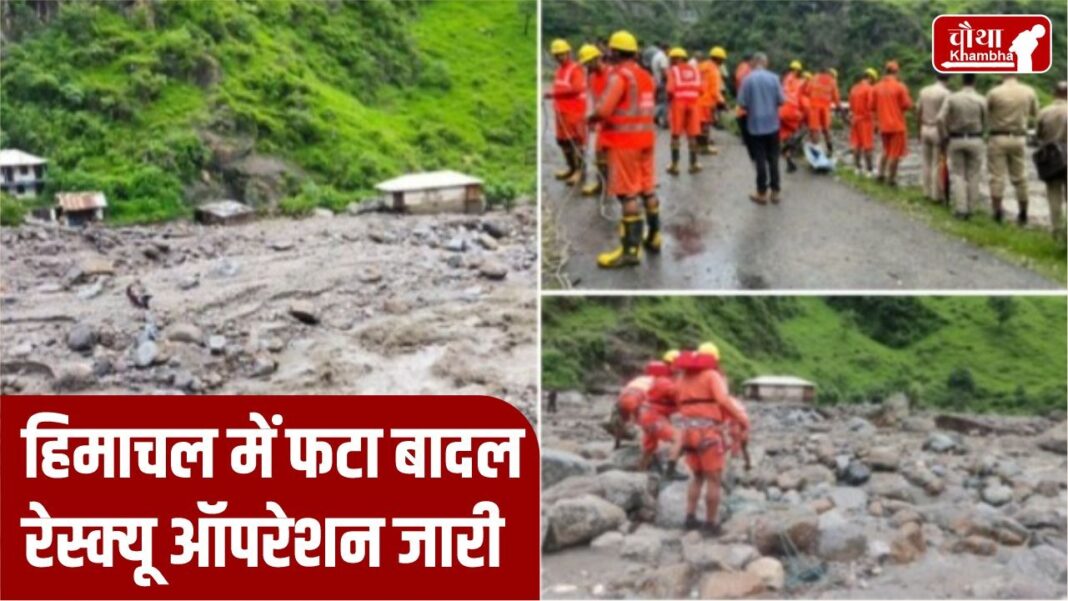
[637,376,678,453]
[806,72,840,131]
[667,62,703,137]
[848,80,875,151]
[588,65,611,151]
[870,74,913,159]
[674,368,749,473]
[552,59,588,144]
[595,60,656,198]
[734,61,752,117]
[697,59,724,126]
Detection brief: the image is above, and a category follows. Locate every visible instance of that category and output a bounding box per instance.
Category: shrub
[0,194,26,227]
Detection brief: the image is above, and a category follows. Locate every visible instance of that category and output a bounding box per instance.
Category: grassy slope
[0,0,535,223]
[542,297,1067,414]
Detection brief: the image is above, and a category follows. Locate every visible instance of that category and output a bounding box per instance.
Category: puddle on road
[666,219,707,260]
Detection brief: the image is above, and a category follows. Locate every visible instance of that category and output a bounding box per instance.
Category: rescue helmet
[710,46,727,60]
[662,349,680,364]
[645,360,672,378]
[865,67,879,80]
[802,70,813,79]
[669,47,688,59]
[790,59,803,71]
[885,60,900,73]
[608,30,639,53]
[550,38,571,55]
[578,43,602,65]
[829,67,838,78]
[697,341,721,359]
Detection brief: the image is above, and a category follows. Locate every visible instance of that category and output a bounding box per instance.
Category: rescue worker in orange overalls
[670,342,750,534]
[783,60,804,100]
[546,39,588,186]
[617,359,679,471]
[779,65,806,173]
[589,30,659,269]
[579,43,611,197]
[666,47,704,176]
[697,47,727,156]
[870,60,913,186]
[849,68,879,175]
[807,66,841,156]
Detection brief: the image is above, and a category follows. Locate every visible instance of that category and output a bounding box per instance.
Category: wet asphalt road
[542,131,1060,291]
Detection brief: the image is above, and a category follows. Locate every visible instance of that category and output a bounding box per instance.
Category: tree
[988,297,1017,329]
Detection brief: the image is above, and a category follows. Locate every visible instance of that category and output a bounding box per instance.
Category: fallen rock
[66,323,96,353]
[542,448,594,489]
[868,473,916,503]
[208,335,227,356]
[621,526,669,563]
[479,260,508,281]
[817,508,868,560]
[133,340,160,368]
[1036,424,1067,454]
[698,571,765,599]
[682,540,758,571]
[746,556,785,591]
[889,521,926,564]
[53,361,95,391]
[288,301,320,325]
[637,563,693,599]
[840,460,872,486]
[954,535,997,556]
[750,507,819,556]
[828,486,868,512]
[590,531,624,550]
[924,432,958,453]
[867,446,900,471]
[167,323,204,345]
[544,494,626,550]
[982,482,1013,506]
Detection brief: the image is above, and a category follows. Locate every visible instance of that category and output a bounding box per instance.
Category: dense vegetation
[1,0,535,223]
[544,0,1067,101]
[542,296,1067,415]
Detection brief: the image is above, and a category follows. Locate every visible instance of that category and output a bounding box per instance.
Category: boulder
[828,486,869,512]
[698,571,765,599]
[953,535,997,556]
[133,340,160,368]
[798,464,836,488]
[840,460,872,486]
[746,556,785,591]
[682,540,758,571]
[53,361,95,391]
[866,445,900,471]
[901,462,945,496]
[66,323,96,353]
[847,416,877,436]
[541,448,594,489]
[590,531,624,550]
[868,473,916,503]
[817,509,868,560]
[776,470,803,491]
[924,432,958,453]
[167,323,204,345]
[750,507,820,556]
[981,482,1013,506]
[542,470,653,516]
[1036,424,1067,454]
[288,301,320,325]
[544,494,626,550]
[637,563,693,599]
[889,521,926,564]
[621,525,670,563]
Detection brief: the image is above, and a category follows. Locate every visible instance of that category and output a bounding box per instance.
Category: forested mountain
[1,0,536,222]
[542,296,1067,415]
[544,0,1066,97]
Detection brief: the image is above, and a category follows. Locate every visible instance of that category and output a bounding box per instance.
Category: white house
[0,149,47,199]
[743,375,817,403]
[375,170,484,214]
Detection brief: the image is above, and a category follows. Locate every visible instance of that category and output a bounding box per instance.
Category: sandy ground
[0,206,538,421]
[542,130,1059,291]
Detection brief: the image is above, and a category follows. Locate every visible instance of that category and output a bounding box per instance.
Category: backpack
[1032,141,1067,181]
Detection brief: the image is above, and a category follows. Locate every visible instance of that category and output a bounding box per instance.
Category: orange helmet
[645,360,672,378]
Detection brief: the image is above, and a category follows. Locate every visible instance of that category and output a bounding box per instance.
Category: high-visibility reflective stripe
[670,65,702,101]
[554,62,587,112]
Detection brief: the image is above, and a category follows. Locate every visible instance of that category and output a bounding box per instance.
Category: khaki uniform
[986,79,1039,204]
[937,87,986,216]
[1036,98,1068,234]
[918,82,951,200]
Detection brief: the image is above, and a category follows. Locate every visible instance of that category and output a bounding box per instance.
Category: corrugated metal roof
[0,149,47,167]
[375,170,482,193]
[56,191,107,211]
[743,375,816,387]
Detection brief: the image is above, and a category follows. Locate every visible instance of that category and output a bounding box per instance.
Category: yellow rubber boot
[597,217,643,269]
[581,180,602,196]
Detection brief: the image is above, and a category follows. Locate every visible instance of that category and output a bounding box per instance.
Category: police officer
[986,74,1039,223]
[1036,81,1067,239]
[917,73,951,202]
[937,73,987,220]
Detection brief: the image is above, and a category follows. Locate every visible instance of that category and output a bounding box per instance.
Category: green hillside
[544,0,1067,101]
[1,0,535,223]
[542,296,1067,415]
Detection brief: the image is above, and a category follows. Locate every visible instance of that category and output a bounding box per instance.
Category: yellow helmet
[608,30,639,53]
[829,67,838,78]
[550,39,571,55]
[802,70,813,79]
[663,349,680,364]
[790,59,803,71]
[578,43,602,65]
[669,47,688,59]
[710,46,727,60]
[865,67,879,80]
[697,342,721,360]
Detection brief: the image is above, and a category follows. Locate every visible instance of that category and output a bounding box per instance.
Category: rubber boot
[566,157,584,186]
[825,137,834,158]
[707,136,720,156]
[688,148,702,174]
[684,514,700,531]
[555,145,575,180]
[992,196,1004,223]
[597,216,642,269]
[1017,201,1028,225]
[582,159,606,196]
[667,146,681,175]
[644,207,661,253]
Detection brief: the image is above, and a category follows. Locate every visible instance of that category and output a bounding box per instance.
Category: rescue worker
[849,69,878,175]
[697,47,728,156]
[671,342,750,533]
[579,43,610,196]
[666,47,704,175]
[622,360,679,471]
[936,73,986,220]
[870,60,913,186]
[986,74,1040,223]
[807,66,841,156]
[734,54,755,161]
[589,30,659,269]
[779,78,805,173]
[737,52,785,205]
[783,60,804,98]
[546,39,588,186]
[917,73,952,202]
[1035,81,1067,238]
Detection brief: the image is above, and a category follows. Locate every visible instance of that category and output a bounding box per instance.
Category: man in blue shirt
[737,52,785,204]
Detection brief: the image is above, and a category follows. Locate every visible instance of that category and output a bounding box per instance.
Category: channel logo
[932,14,1052,73]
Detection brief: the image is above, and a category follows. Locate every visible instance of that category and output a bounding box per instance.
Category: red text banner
[933,14,1053,74]
[0,395,539,600]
